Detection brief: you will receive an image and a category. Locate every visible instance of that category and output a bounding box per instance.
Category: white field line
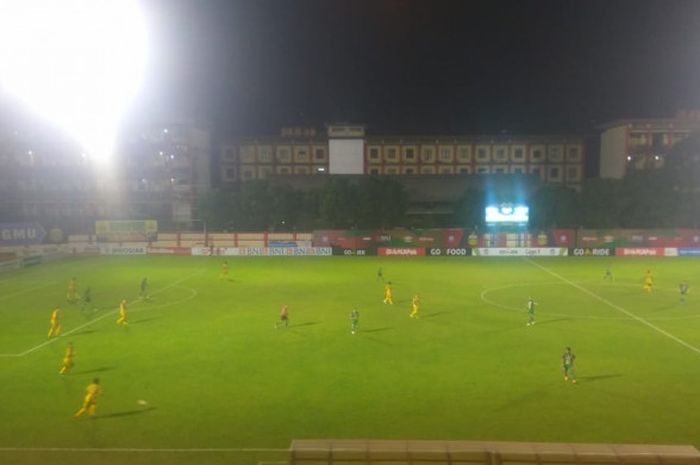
[0,447,289,452]
[525,258,700,356]
[3,270,204,358]
[0,447,288,453]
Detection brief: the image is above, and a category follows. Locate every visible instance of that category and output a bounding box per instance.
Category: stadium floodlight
[0,0,148,162]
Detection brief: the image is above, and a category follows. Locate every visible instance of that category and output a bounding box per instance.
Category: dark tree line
[198,176,408,231]
[199,135,700,231]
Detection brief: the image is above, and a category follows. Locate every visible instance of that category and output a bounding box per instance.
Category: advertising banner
[615,247,665,256]
[678,248,700,256]
[95,220,157,242]
[569,248,615,256]
[332,248,376,256]
[217,247,332,257]
[0,223,46,246]
[473,247,568,257]
[427,248,471,257]
[100,245,147,255]
[377,247,426,256]
[579,229,700,248]
[147,247,192,256]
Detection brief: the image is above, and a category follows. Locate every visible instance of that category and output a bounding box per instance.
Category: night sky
[136,0,700,136]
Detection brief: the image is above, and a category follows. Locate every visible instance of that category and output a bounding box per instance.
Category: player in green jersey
[562,347,576,383]
[526,297,536,326]
[679,281,689,303]
[350,308,359,335]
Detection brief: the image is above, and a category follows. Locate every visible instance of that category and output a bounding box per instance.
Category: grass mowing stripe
[0,447,288,452]
[15,269,205,357]
[0,282,57,301]
[525,258,700,357]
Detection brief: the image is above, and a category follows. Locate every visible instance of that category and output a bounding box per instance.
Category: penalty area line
[524,258,700,357]
[0,447,289,453]
[13,269,205,358]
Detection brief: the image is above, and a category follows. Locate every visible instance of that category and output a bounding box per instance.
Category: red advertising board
[551,229,576,247]
[615,247,665,256]
[378,247,426,256]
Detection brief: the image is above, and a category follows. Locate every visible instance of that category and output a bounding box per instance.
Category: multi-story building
[600,111,700,179]
[0,119,211,231]
[219,124,586,190]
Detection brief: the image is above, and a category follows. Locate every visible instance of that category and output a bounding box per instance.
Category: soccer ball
[137,399,148,406]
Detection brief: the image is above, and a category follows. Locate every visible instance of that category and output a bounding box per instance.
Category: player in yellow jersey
[643,270,653,293]
[48,307,61,337]
[66,277,78,303]
[74,378,101,418]
[383,282,393,305]
[220,261,230,280]
[59,341,74,374]
[116,299,128,325]
[410,294,420,318]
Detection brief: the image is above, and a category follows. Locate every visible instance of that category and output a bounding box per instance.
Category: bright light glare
[0,0,148,160]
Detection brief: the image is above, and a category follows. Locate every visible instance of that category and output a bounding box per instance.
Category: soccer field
[2,255,700,465]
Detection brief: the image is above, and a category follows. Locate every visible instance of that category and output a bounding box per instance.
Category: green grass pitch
[2,255,700,464]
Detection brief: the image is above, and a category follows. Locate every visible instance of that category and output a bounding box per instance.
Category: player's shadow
[95,407,156,420]
[132,316,161,324]
[72,329,99,336]
[290,321,319,328]
[364,327,393,333]
[71,366,117,375]
[535,318,571,326]
[577,374,622,383]
[422,311,451,319]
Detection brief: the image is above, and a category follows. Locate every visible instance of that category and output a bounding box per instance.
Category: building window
[457,165,472,174]
[386,147,399,162]
[276,146,292,163]
[567,166,579,181]
[420,165,436,174]
[385,166,399,175]
[369,167,381,175]
[493,166,507,174]
[404,147,416,161]
[257,166,273,178]
[511,166,525,175]
[476,166,490,174]
[530,146,545,163]
[294,166,311,174]
[549,166,561,180]
[421,147,435,163]
[512,147,525,161]
[566,146,581,162]
[369,147,380,161]
[548,145,563,162]
[438,166,454,174]
[314,148,326,161]
[224,167,237,180]
[277,166,292,175]
[457,146,472,163]
[493,146,507,162]
[241,166,256,180]
[258,146,273,163]
[294,147,310,163]
[628,133,646,146]
[240,145,256,163]
[438,146,453,163]
[404,167,416,175]
[476,146,491,163]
